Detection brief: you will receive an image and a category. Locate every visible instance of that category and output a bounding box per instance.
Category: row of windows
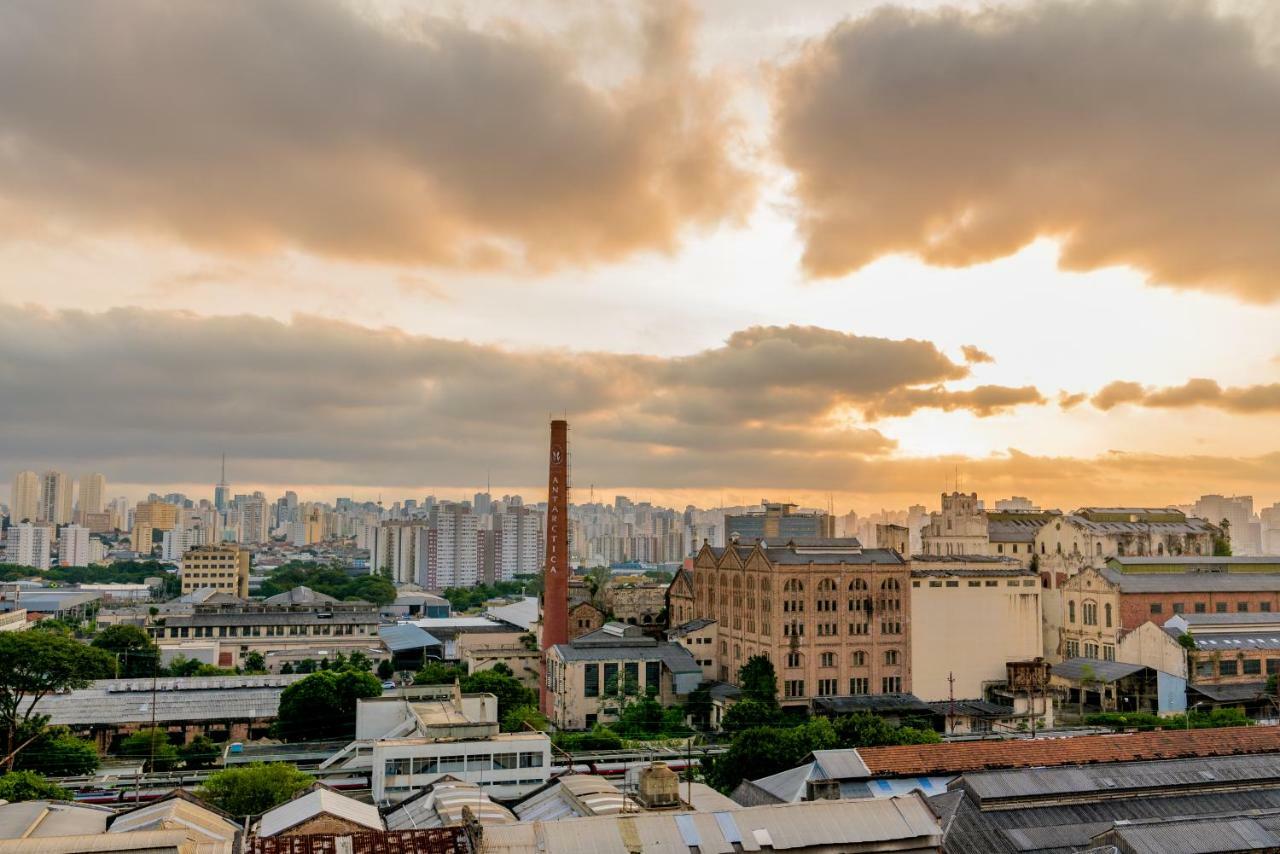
[384,751,544,776]
[785,650,899,668]
[1067,601,1113,627]
[1064,640,1116,660]
[919,579,1037,589]
[582,660,662,699]
[783,676,904,698]
[160,623,367,639]
[1195,657,1280,678]
[1151,601,1272,615]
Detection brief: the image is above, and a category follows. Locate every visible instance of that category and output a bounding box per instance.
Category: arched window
[817,578,838,613]
[848,578,869,611]
[1096,542,1103,556]
[1157,543,1165,556]
[885,650,899,666]
[1117,542,1126,556]
[879,578,902,612]
[851,650,867,666]
[1068,600,1076,623]
[1082,600,1097,626]
[1104,603,1113,628]
[783,579,804,593]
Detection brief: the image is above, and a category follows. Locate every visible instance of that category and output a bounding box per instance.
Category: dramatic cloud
[864,385,1045,420]
[774,0,1280,300]
[0,308,1045,490]
[1091,378,1280,413]
[961,345,994,364]
[0,0,752,269]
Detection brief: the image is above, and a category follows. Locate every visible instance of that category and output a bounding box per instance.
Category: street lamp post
[1186,701,1204,730]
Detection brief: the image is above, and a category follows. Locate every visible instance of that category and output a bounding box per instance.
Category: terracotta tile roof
[857,726,1280,777]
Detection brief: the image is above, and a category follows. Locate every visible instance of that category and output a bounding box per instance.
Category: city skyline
[4,1,1280,512]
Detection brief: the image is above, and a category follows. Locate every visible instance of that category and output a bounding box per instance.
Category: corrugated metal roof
[1101,815,1280,854]
[1102,567,1280,592]
[379,623,441,652]
[0,830,189,853]
[810,749,872,781]
[0,801,112,840]
[23,675,308,725]
[964,753,1280,804]
[485,598,538,631]
[384,778,516,830]
[1051,658,1148,683]
[484,794,941,853]
[258,788,383,837]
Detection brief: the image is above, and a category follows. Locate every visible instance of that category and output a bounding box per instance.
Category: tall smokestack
[541,419,570,713]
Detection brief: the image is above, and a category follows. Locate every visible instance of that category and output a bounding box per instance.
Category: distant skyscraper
[214,454,230,512]
[78,472,106,516]
[237,494,268,544]
[58,524,91,567]
[5,522,51,570]
[10,470,39,523]
[724,501,834,543]
[38,470,73,525]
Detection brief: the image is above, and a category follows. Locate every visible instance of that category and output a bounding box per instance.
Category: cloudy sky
[4,0,1280,512]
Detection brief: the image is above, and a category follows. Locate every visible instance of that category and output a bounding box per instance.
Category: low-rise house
[545,622,702,730]
[1050,658,1186,716]
[666,617,717,682]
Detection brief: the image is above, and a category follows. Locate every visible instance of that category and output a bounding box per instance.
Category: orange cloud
[774,0,1280,301]
[1092,378,1280,413]
[0,0,753,270]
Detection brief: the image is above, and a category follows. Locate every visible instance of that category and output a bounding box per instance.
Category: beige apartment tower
[10,470,40,523]
[180,544,250,598]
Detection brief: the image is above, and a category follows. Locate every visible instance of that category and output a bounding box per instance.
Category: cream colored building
[909,559,1042,701]
[133,500,179,556]
[39,469,73,525]
[179,544,250,597]
[920,492,989,557]
[1035,508,1217,581]
[1058,567,1120,662]
[78,472,106,517]
[9,470,39,523]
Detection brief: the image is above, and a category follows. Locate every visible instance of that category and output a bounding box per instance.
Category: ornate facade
[690,539,911,706]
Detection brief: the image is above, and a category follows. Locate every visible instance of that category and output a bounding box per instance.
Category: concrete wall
[1118,621,1188,679]
[910,574,1041,701]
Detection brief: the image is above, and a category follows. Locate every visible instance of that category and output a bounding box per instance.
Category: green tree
[92,625,159,678]
[415,661,465,685]
[376,659,395,681]
[614,693,687,739]
[180,734,222,769]
[459,670,536,725]
[0,770,70,802]
[294,659,316,674]
[554,724,623,751]
[737,656,779,707]
[119,727,179,772]
[346,651,373,673]
[1214,519,1233,556]
[257,562,396,606]
[280,662,295,674]
[832,713,939,748]
[197,763,313,817]
[275,670,382,740]
[707,718,838,793]
[721,698,782,732]
[14,727,99,776]
[0,631,113,769]
[502,704,550,733]
[242,652,267,674]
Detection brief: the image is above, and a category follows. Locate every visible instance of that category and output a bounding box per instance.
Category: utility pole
[947,672,956,736]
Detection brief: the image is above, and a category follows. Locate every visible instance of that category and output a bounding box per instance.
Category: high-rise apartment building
[78,473,106,517]
[132,500,179,556]
[432,503,479,588]
[5,522,52,570]
[236,494,269,544]
[372,520,429,585]
[1192,495,1259,555]
[724,502,835,543]
[9,471,40,523]
[39,470,73,525]
[494,506,543,581]
[179,544,250,597]
[58,524,92,567]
